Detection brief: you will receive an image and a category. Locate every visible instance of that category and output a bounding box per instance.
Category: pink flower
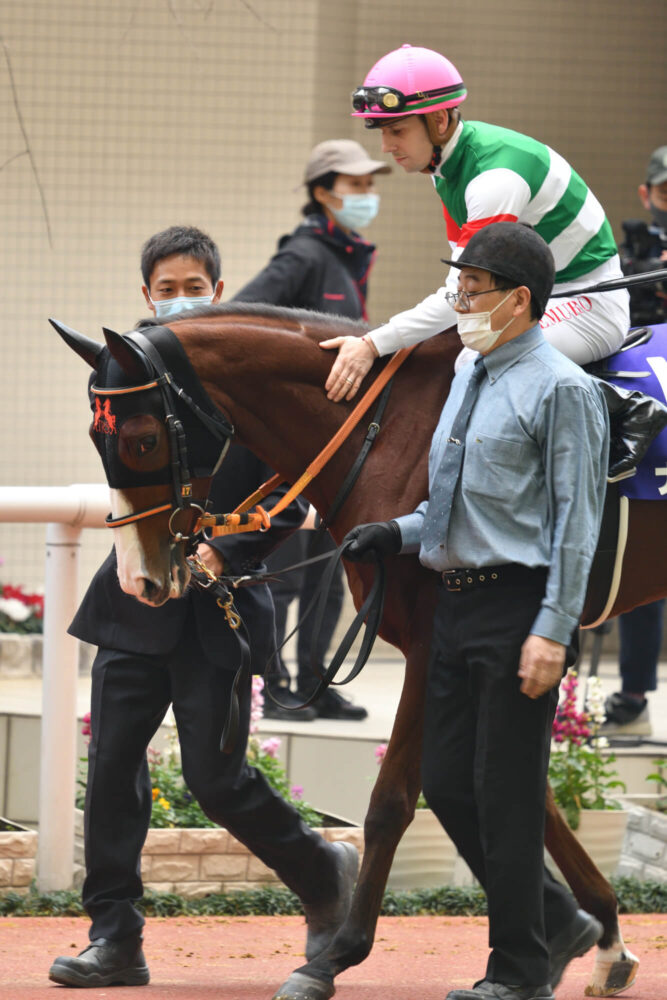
[290,785,304,800]
[260,737,281,758]
[250,675,265,734]
[81,711,91,739]
[375,743,387,765]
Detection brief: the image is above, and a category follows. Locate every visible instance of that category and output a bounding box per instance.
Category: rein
[196,343,417,537]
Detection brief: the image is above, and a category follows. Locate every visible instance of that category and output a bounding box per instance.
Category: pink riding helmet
[351,44,467,122]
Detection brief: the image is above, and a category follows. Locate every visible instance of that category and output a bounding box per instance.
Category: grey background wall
[0,0,665,594]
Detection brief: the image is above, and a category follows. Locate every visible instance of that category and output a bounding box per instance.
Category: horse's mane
[138,301,368,338]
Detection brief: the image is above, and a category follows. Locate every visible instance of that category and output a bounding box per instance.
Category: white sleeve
[367,273,459,356]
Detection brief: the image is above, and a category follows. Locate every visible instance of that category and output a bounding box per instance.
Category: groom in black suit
[49,225,358,988]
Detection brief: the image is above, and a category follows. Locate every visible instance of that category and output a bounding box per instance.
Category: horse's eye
[138,435,158,455]
[118,415,168,472]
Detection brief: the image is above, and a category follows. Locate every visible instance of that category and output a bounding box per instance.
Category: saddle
[584,327,667,481]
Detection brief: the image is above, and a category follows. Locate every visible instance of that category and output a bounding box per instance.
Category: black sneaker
[297,687,368,721]
[600,692,651,736]
[263,686,318,721]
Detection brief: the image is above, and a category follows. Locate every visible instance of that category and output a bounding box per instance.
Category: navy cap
[441,222,556,317]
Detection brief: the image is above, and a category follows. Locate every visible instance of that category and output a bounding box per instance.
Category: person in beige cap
[233,138,390,721]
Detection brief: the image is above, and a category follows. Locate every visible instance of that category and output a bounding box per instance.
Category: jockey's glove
[343,520,402,563]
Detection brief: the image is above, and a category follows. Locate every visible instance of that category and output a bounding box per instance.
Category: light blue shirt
[396,325,610,645]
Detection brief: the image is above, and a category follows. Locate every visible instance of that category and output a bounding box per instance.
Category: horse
[53,303,659,999]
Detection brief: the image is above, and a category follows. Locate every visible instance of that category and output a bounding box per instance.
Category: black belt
[441,564,548,593]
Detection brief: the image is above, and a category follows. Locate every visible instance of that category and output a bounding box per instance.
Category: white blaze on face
[110,490,156,601]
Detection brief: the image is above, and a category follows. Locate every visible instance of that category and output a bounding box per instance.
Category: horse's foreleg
[272,649,427,1000]
[545,786,638,996]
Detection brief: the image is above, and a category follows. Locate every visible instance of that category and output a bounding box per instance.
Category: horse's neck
[174,315,460,534]
[175,319,348,500]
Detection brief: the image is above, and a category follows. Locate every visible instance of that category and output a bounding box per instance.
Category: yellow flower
[152,787,160,801]
[157,797,171,810]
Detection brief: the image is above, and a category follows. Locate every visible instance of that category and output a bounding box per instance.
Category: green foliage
[645,758,667,812]
[612,876,667,914]
[548,746,626,830]
[3,877,666,917]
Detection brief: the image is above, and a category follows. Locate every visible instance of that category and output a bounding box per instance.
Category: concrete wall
[0,0,665,596]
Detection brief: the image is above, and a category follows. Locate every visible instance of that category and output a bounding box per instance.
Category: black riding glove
[343,520,402,563]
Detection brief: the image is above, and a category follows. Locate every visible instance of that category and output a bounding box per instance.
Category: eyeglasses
[445,287,511,312]
[352,86,408,114]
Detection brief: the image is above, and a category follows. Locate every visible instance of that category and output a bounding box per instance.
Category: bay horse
[54,303,657,999]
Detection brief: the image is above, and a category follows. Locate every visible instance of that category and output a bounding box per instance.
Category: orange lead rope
[197,344,417,537]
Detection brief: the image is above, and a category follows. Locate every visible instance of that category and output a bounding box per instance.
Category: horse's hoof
[585,948,639,996]
[272,971,335,1000]
[304,841,358,961]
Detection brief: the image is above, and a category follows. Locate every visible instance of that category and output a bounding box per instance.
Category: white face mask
[151,294,214,319]
[456,288,516,353]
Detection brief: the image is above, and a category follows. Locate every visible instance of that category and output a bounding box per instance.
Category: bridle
[92,329,234,548]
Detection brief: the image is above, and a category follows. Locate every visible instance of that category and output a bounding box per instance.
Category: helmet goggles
[351,81,466,117]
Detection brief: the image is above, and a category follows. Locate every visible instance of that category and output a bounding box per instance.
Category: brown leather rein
[194,343,417,538]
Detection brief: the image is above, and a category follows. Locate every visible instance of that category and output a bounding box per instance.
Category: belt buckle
[443,570,462,592]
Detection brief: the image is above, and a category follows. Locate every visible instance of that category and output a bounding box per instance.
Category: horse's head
[51,319,233,606]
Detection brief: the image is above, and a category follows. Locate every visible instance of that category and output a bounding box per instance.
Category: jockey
[322,43,631,401]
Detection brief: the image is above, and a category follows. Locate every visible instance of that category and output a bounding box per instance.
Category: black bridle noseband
[94,329,234,550]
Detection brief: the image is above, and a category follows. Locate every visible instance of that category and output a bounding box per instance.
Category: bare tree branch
[0,35,53,247]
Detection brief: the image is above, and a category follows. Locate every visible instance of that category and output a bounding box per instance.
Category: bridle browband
[93,329,234,545]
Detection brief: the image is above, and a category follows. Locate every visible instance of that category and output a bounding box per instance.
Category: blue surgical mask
[151,294,214,319]
[331,193,380,231]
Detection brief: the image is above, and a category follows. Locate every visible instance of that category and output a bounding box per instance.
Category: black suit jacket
[70,443,307,672]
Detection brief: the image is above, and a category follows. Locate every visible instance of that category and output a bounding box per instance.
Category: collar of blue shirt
[482,323,543,385]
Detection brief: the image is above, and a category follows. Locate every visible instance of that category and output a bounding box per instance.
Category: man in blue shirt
[344,223,609,1000]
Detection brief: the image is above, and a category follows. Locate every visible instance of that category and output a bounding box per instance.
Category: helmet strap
[423,108,460,152]
[426,145,442,173]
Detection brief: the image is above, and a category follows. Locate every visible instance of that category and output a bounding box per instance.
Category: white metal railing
[0,485,110,890]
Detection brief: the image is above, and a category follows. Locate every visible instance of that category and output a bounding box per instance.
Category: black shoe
[446,979,556,1000]
[548,908,603,989]
[49,934,150,987]
[446,982,554,1000]
[600,692,651,736]
[303,841,358,961]
[298,687,368,721]
[263,686,318,721]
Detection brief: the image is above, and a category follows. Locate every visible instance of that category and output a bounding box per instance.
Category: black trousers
[82,607,338,941]
[421,580,578,987]
[265,530,344,690]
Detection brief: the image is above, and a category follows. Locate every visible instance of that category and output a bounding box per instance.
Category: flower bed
[549,669,626,829]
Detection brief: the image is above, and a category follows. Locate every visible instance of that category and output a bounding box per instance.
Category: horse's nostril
[141,578,159,602]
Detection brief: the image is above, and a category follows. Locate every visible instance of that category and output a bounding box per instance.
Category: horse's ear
[49,318,104,370]
[102,327,151,381]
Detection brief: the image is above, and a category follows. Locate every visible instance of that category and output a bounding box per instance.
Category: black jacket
[619,219,667,326]
[70,443,308,671]
[233,214,376,321]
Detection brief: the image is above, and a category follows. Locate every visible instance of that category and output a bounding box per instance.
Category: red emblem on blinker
[94,398,117,435]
